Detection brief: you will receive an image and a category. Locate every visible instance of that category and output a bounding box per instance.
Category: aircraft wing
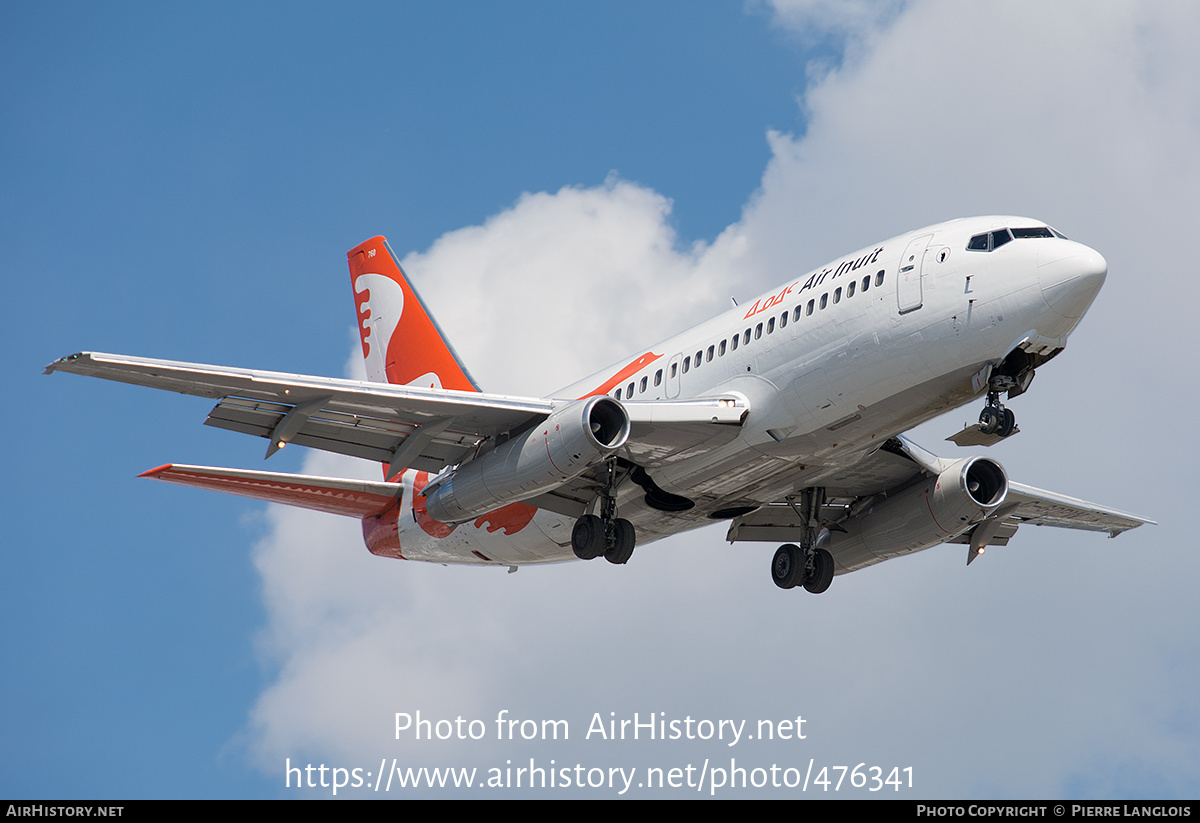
[45,352,749,480]
[46,352,552,476]
[985,482,1154,537]
[727,435,1153,545]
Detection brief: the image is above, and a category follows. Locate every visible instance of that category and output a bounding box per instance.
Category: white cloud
[244,1,1200,797]
[396,178,721,397]
[764,0,907,41]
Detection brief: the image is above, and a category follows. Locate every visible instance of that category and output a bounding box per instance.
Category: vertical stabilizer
[348,237,481,392]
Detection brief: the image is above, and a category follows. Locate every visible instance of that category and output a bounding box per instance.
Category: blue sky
[5,1,1199,799]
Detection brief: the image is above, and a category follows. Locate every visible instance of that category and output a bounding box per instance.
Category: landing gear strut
[978,377,1017,438]
[771,488,835,594]
[572,460,636,565]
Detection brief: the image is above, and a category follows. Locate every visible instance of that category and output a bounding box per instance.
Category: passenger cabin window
[683,356,690,373]
[820,293,828,309]
[719,340,726,356]
[793,305,802,322]
[874,269,884,287]
[780,311,788,328]
[670,363,677,378]
[743,329,751,345]
[706,345,714,362]
[627,382,634,397]
[695,350,703,367]
[861,275,870,292]
[767,317,775,334]
[834,287,842,304]
[848,281,856,298]
[755,323,763,339]
[654,369,662,387]
[616,388,622,400]
[806,299,814,316]
[731,334,739,351]
[640,376,647,393]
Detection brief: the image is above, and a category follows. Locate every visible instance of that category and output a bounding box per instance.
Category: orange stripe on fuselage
[579,351,662,398]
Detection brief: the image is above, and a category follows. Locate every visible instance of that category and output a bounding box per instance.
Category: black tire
[772,544,805,589]
[979,406,1000,435]
[572,515,605,560]
[997,407,1016,438]
[803,548,835,594]
[604,519,636,564]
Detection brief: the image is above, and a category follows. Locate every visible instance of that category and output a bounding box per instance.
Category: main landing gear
[572,461,636,565]
[978,376,1017,438]
[772,544,834,594]
[771,488,835,594]
[572,514,635,564]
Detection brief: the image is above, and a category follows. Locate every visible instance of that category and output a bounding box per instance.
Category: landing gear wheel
[979,406,1000,435]
[772,544,805,589]
[604,518,635,564]
[572,514,605,560]
[803,548,834,594]
[996,407,1016,438]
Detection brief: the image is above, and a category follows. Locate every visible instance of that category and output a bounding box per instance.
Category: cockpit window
[969,225,1065,251]
[1012,227,1054,239]
[968,225,1062,252]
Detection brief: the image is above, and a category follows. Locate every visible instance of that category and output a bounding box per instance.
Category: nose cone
[1038,244,1107,320]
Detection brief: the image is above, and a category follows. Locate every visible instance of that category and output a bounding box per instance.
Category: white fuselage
[376,216,1106,567]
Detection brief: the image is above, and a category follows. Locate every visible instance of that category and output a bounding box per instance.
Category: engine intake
[424,396,631,524]
[830,456,1009,569]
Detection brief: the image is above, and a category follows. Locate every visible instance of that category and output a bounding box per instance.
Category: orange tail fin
[347,236,480,392]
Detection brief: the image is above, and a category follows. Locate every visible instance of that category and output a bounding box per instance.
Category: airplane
[45,216,1153,594]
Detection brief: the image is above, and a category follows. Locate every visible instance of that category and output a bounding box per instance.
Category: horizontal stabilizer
[139,464,401,518]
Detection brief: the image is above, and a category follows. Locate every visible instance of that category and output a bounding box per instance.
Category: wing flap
[725,503,807,542]
[947,521,1019,546]
[204,396,467,471]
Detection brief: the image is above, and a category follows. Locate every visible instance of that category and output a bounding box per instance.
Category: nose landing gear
[978,403,1016,438]
[978,376,1017,438]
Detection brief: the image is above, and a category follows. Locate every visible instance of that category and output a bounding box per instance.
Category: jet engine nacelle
[831,456,1009,570]
[424,396,631,524]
